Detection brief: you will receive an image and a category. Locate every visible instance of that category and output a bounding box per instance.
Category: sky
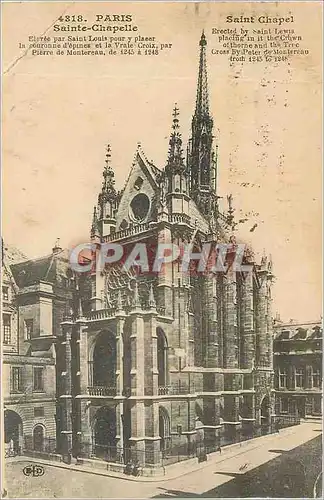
[2,2,322,322]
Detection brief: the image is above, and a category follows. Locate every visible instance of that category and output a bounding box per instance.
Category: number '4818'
[58,15,85,22]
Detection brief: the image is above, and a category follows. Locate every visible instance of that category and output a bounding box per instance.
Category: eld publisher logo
[23,465,45,477]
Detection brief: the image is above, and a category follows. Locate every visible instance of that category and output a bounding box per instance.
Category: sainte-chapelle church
[55,32,274,472]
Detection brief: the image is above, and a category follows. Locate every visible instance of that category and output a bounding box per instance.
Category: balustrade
[168,214,191,225]
[158,386,170,395]
[87,386,117,397]
[86,308,116,321]
[102,223,150,243]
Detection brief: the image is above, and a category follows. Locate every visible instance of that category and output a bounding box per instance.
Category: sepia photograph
[1,1,322,498]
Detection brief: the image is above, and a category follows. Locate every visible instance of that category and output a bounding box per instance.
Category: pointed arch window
[174,174,181,192]
[157,329,168,389]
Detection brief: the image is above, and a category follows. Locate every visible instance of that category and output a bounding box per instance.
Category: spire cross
[172,104,180,130]
[172,104,179,120]
[104,144,113,178]
[105,144,112,167]
[167,104,184,168]
[101,143,117,203]
[200,30,207,46]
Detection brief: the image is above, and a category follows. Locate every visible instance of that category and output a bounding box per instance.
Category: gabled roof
[134,146,162,187]
[114,145,162,232]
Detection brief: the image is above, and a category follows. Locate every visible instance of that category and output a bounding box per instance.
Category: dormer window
[294,328,307,340]
[278,329,290,340]
[313,326,322,338]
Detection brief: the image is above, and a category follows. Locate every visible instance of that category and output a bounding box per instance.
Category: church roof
[135,145,161,185]
[188,199,209,232]
[146,158,161,181]
[2,242,28,293]
[274,321,322,341]
[11,248,70,288]
[2,242,27,265]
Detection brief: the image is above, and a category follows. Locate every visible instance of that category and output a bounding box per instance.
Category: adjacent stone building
[57,33,275,471]
[2,241,73,455]
[273,318,322,420]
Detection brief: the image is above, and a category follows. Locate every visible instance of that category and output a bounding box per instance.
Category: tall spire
[166,104,185,172]
[195,31,210,117]
[132,281,141,310]
[188,32,218,216]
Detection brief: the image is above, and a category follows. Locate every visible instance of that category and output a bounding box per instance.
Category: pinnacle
[167,104,185,169]
[91,206,98,232]
[200,30,207,47]
[172,103,180,129]
[132,281,141,310]
[105,144,112,167]
[102,144,116,194]
[148,283,156,309]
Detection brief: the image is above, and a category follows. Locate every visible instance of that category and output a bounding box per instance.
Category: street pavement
[3,421,322,498]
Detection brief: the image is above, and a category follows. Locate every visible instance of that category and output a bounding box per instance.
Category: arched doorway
[260,395,271,432]
[157,329,168,389]
[159,406,171,457]
[33,425,45,451]
[93,406,117,459]
[92,331,116,389]
[4,410,23,456]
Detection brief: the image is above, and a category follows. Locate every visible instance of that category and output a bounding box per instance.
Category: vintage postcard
[1,1,322,498]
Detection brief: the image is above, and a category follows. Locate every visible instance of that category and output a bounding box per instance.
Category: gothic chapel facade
[57,33,274,470]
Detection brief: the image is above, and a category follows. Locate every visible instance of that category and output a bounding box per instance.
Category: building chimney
[52,238,62,255]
